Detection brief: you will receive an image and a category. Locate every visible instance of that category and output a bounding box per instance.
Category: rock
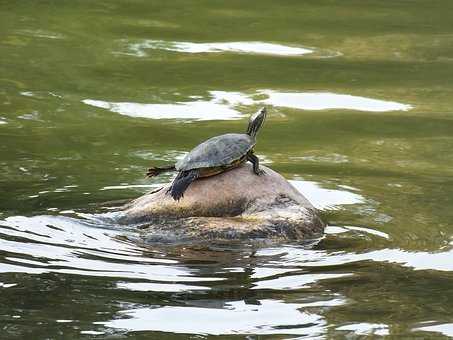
[117,163,325,243]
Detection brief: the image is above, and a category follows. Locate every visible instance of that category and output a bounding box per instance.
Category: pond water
[1,1,453,338]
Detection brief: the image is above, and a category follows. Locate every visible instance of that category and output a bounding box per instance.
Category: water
[1,0,453,338]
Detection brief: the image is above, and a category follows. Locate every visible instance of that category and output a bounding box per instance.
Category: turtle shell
[176,133,255,171]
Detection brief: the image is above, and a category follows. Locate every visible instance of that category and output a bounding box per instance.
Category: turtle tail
[168,170,199,201]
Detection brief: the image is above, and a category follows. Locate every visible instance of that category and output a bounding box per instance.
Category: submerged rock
[118,164,325,243]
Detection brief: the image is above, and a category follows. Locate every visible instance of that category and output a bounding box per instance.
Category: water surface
[1,0,453,338]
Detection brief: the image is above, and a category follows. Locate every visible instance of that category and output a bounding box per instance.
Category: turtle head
[246,107,267,138]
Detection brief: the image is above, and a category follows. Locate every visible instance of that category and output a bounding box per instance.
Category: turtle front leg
[247,151,265,176]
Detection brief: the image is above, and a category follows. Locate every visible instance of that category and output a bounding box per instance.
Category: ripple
[100,184,158,191]
[289,180,366,210]
[131,150,186,162]
[290,153,349,164]
[20,91,35,97]
[1,211,447,337]
[15,29,65,40]
[80,331,105,336]
[259,90,413,112]
[18,111,43,122]
[256,245,453,272]
[83,89,411,121]
[82,90,252,121]
[127,40,313,57]
[252,273,351,290]
[98,299,326,335]
[415,323,453,337]
[116,281,209,292]
[336,323,389,336]
[0,215,223,283]
[325,225,390,239]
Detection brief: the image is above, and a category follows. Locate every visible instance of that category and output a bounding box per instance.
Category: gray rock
[118,163,325,243]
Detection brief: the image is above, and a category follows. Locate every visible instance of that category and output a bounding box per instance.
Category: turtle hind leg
[168,170,199,201]
[146,165,176,177]
[247,151,265,176]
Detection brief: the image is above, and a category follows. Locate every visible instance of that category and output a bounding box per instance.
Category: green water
[1,0,453,338]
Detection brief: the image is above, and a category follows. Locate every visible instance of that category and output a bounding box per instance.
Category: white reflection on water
[83,89,412,121]
[289,180,365,210]
[132,149,186,162]
[98,299,326,336]
[0,119,6,125]
[336,323,389,336]
[259,90,413,112]
[83,91,253,121]
[100,184,157,191]
[15,29,65,40]
[256,245,453,272]
[415,323,453,337]
[128,40,313,57]
[80,331,105,336]
[290,153,349,164]
[0,215,223,284]
[325,225,390,239]
[252,273,351,290]
[116,281,208,292]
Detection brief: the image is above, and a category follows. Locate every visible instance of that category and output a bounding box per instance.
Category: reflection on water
[116,281,209,292]
[336,323,389,336]
[326,225,390,239]
[98,299,326,335]
[0,178,450,337]
[415,323,453,337]
[290,180,365,210]
[0,215,219,282]
[0,203,452,337]
[126,40,313,57]
[251,273,351,290]
[83,89,412,121]
[255,241,453,273]
[83,91,251,120]
[15,29,65,40]
[259,90,413,112]
[290,153,349,164]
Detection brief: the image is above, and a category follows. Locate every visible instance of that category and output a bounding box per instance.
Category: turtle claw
[146,167,159,177]
[257,169,266,176]
[146,168,157,177]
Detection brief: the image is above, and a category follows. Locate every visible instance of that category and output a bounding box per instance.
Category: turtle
[146,107,267,201]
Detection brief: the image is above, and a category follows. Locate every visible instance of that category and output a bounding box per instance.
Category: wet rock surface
[118,164,325,243]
